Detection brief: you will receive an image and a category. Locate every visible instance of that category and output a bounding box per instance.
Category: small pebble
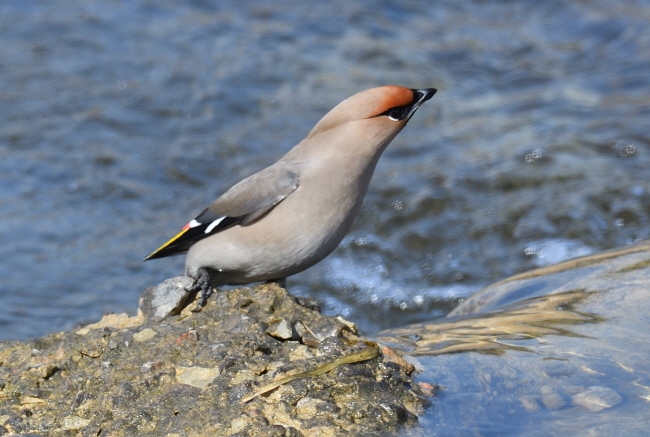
[139,276,194,321]
[266,319,293,340]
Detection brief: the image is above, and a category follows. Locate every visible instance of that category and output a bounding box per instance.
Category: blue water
[1,0,649,347]
[2,1,650,435]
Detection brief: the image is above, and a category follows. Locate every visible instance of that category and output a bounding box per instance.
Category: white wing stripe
[205,217,225,234]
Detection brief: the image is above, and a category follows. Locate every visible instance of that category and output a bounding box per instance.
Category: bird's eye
[380,105,409,121]
[387,108,402,121]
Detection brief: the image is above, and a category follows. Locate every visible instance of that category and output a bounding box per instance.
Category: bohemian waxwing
[145,85,436,309]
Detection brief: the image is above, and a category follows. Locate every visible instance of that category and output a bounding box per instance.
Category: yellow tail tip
[143,227,189,261]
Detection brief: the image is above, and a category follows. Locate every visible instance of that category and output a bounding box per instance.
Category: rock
[417,382,438,398]
[541,359,576,378]
[295,396,340,419]
[519,395,541,412]
[20,396,45,407]
[335,315,358,334]
[132,327,157,342]
[230,415,249,433]
[266,318,293,340]
[140,361,164,373]
[540,385,565,410]
[380,346,416,376]
[175,329,199,347]
[175,366,220,388]
[294,321,320,347]
[61,415,90,430]
[0,282,429,436]
[294,295,321,312]
[572,386,622,411]
[287,343,314,361]
[76,312,143,335]
[139,276,194,321]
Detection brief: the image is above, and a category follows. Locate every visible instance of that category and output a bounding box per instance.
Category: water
[379,244,650,436]
[1,0,649,346]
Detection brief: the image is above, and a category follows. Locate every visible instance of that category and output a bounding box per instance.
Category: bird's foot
[185,268,213,312]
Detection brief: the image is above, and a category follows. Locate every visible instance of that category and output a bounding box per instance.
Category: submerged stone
[572,386,622,412]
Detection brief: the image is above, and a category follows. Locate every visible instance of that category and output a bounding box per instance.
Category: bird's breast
[185,154,378,283]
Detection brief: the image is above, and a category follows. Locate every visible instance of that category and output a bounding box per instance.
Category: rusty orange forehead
[369,86,414,117]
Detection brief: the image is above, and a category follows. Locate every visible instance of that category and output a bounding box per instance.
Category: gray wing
[206,164,300,225]
[144,164,299,260]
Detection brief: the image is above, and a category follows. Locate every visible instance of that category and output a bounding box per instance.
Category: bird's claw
[185,268,213,312]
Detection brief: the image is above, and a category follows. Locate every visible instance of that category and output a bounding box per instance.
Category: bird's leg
[266,278,287,289]
[185,267,213,312]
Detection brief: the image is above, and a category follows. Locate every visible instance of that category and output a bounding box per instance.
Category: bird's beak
[415,88,437,103]
[405,88,437,121]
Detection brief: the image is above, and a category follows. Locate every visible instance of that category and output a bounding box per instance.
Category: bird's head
[307,85,437,140]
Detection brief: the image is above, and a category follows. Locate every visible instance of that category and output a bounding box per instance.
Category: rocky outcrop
[0,281,431,437]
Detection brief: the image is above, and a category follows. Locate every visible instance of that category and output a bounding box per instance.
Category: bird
[145,85,436,310]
